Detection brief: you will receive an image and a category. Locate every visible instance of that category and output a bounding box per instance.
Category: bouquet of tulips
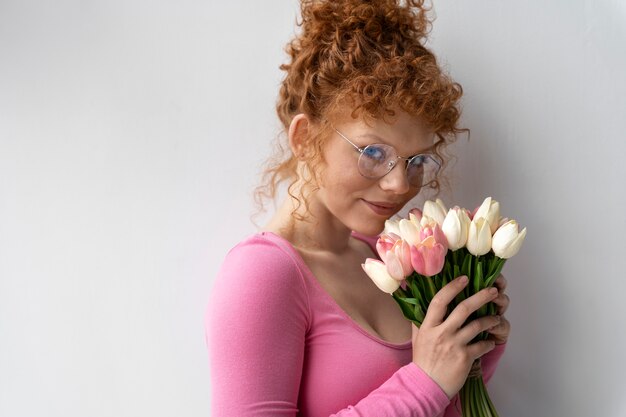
[362,197,526,417]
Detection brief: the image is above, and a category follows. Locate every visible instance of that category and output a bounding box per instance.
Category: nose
[378,159,411,195]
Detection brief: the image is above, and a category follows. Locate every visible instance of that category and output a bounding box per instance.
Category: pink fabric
[206,231,506,417]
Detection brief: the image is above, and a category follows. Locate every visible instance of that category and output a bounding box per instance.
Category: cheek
[318,153,365,190]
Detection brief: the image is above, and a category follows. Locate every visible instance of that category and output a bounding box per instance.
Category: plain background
[1,1,625,416]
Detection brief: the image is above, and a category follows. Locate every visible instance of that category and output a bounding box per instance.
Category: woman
[207,1,510,416]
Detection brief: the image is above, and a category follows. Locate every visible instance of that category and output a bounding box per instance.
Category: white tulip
[399,218,421,246]
[383,217,401,236]
[492,220,527,259]
[362,259,401,294]
[473,197,501,234]
[423,198,448,226]
[442,207,471,251]
[467,217,492,256]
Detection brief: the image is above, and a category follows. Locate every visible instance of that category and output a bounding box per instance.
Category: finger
[457,315,501,344]
[422,275,469,328]
[467,339,496,360]
[444,287,499,330]
[491,292,510,315]
[487,317,511,341]
[494,274,507,292]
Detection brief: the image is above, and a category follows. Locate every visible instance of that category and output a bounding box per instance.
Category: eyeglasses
[333,127,441,188]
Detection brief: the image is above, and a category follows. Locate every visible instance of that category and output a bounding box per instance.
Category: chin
[350,219,386,237]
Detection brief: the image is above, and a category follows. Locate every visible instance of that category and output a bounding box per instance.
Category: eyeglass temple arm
[333,128,364,153]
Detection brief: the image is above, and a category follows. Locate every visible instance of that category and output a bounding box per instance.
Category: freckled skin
[315,111,435,237]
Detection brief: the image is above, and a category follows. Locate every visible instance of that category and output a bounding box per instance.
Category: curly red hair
[254,0,468,222]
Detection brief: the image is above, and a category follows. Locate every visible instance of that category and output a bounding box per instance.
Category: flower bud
[409,236,447,277]
[467,217,492,256]
[399,218,421,246]
[442,206,471,251]
[473,197,501,234]
[362,259,401,294]
[383,217,401,236]
[423,198,447,226]
[492,220,527,259]
[385,240,414,280]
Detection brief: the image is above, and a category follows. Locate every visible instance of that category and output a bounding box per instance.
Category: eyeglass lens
[358,144,439,187]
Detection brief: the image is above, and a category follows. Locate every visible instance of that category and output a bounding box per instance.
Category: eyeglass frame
[331,126,442,187]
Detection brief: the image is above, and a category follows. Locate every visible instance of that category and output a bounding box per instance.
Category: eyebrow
[353,133,436,157]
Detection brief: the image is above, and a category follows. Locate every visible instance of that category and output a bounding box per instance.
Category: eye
[362,145,387,162]
[407,154,425,168]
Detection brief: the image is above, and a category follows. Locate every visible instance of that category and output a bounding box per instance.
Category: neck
[263,192,353,254]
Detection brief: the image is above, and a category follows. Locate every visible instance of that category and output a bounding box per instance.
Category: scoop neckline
[259,230,412,350]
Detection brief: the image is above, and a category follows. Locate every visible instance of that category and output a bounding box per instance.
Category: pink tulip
[385,239,414,280]
[409,208,423,224]
[376,233,398,264]
[418,217,449,250]
[409,235,447,277]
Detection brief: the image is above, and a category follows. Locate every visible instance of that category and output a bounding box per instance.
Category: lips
[362,199,401,216]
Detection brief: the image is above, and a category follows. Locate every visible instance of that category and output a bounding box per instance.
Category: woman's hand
[411,275,501,399]
[486,274,511,345]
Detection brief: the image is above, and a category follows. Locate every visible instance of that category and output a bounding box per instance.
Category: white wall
[1,1,624,417]
[428,2,626,416]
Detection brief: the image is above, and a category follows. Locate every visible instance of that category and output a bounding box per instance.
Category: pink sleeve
[206,237,451,417]
[331,363,450,416]
[482,343,506,383]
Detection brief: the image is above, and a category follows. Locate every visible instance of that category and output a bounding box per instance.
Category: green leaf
[485,258,507,287]
[413,304,425,324]
[475,260,484,293]
[426,276,438,301]
[392,292,416,322]
[461,252,472,278]
[395,286,407,298]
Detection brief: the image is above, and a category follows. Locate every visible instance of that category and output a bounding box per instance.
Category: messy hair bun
[255,0,468,222]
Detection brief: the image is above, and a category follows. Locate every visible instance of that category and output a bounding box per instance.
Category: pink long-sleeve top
[206,231,506,417]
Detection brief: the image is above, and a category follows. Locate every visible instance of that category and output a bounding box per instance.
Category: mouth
[361,199,401,216]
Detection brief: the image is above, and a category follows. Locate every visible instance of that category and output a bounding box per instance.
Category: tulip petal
[362,260,401,294]
[409,245,426,276]
[467,217,492,256]
[399,219,421,246]
[423,200,446,226]
[410,240,446,277]
[376,234,396,264]
[383,218,401,236]
[442,209,461,250]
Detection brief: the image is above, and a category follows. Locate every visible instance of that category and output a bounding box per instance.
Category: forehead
[330,111,435,154]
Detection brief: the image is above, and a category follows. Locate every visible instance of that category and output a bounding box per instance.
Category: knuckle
[429,296,445,310]
[433,332,446,346]
[455,303,470,316]
[470,321,483,333]
[458,350,471,363]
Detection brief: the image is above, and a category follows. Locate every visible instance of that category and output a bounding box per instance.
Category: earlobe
[288,114,311,160]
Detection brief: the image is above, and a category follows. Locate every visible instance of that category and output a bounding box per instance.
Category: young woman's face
[315,110,436,236]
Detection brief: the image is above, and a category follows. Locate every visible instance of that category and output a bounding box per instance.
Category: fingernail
[459,276,468,284]
[489,287,498,295]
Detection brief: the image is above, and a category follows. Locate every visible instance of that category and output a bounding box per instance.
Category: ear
[288,113,311,160]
